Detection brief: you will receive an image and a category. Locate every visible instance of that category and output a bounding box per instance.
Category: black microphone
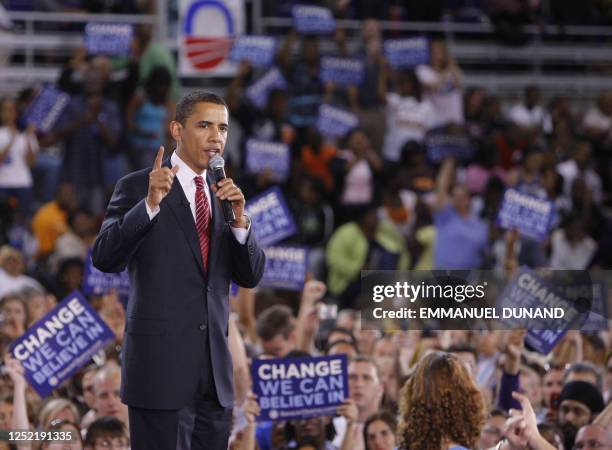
[208,155,235,224]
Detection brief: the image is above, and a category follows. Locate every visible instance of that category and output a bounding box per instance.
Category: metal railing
[3,3,612,97]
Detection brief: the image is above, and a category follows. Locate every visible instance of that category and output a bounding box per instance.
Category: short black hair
[84,417,127,446]
[175,90,227,125]
[364,411,397,450]
[256,304,294,341]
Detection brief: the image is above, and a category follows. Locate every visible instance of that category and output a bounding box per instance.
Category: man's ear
[170,120,182,142]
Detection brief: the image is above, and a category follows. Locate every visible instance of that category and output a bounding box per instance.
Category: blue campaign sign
[260,245,309,291]
[22,85,70,133]
[9,291,115,397]
[426,132,475,163]
[496,267,582,354]
[246,67,288,109]
[245,187,297,246]
[291,4,336,35]
[82,250,130,299]
[252,354,348,421]
[316,104,359,138]
[85,23,133,56]
[320,57,365,87]
[245,139,290,183]
[497,189,556,241]
[229,35,276,68]
[384,37,429,69]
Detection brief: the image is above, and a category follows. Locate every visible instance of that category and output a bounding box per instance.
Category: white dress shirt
[145,151,248,244]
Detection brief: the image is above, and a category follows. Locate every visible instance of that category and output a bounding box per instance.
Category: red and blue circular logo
[183,0,235,70]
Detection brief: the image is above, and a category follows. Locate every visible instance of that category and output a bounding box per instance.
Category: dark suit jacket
[92,159,265,410]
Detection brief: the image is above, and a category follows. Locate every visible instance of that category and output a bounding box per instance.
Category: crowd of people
[0,5,612,450]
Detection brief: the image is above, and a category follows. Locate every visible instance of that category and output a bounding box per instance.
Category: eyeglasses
[94,438,130,449]
[573,441,612,449]
[482,426,502,436]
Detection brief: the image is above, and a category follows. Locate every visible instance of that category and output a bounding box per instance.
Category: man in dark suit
[92,91,265,449]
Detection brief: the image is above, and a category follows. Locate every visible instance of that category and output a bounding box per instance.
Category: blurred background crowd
[1,0,612,449]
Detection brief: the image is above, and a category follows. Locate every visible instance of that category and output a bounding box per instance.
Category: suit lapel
[163,159,206,277]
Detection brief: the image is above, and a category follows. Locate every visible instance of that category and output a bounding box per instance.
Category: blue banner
[245,139,290,183]
[320,57,365,87]
[316,104,359,138]
[384,37,429,69]
[291,5,336,35]
[496,268,583,354]
[9,291,115,398]
[229,35,276,68]
[85,23,133,56]
[252,354,348,421]
[246,67,288,109]
[82,250,130,299]
[426,132,475,163]
[497,189,556,241]
[260,245,309,291]
[22,85,70,133]
[246,187,297,246]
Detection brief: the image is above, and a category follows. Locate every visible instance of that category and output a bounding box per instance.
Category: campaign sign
[82,250,130,299]
[384,37,429,69]
[245,187,297,246]
[252,354,348,421]
[316,104,359,138]
[9,291,115,397]
[496,267,582,354]
[245,139,290,183]
[426,132,475,163]
[497,189,556,242]
[260,245,308,291]
[291,4,336,35]
[246,67,288,109]
[22,85,70,133]
[85,23,133,56]
[229,35,276,68]
[320,57,365,87]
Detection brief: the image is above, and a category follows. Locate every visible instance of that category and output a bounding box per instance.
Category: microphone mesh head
[208,154,225,170]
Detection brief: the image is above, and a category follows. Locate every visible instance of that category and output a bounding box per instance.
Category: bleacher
[2,2,612,99]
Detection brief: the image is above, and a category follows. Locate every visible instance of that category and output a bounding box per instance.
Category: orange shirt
[32,201,69,256]
[300,144,337,191]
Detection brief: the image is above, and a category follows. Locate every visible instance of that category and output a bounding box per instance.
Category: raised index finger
[153,146,164,170]
[512,391,533,414]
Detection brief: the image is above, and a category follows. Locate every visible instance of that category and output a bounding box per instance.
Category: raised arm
[435,157,456,211]
[92,146,179,272]
[4,354,32,450]
[295,280,326,352]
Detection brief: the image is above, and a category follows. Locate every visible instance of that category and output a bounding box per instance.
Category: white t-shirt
[549,229,597,270]
[0,267,43,298]
[383,92,435,161]
[583,107,612,133]
[508,104,549,131]
[557,159,603,205]
[0,127,39,188]
[416,64,464,128]
[340,158,374,205]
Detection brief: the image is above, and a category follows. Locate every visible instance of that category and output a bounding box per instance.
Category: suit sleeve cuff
[145,198,160,220]
[230,217,250,245]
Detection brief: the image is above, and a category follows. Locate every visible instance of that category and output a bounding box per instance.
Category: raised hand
[3,353,26,391]
[146,146,179,210]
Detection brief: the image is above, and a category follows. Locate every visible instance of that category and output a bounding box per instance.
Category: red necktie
[194,176,210,273]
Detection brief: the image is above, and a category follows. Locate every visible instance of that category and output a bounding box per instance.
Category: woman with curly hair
[397,351,486,450]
